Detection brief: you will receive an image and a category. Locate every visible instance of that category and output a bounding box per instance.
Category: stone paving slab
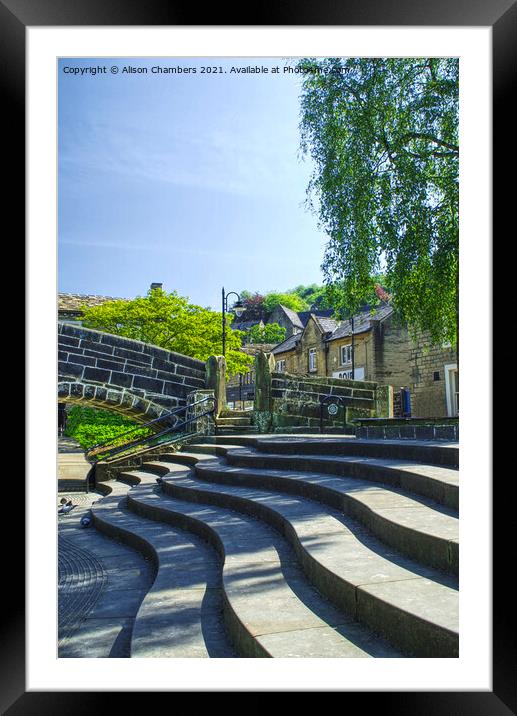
[58,492,154,658]
[127,483,402,658]
[58,617,136,658]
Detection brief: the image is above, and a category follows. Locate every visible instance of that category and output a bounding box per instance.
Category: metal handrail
[85,396,215,463]
[85,397,212,453]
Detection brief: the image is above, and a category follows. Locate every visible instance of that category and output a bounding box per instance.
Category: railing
[85,396,215,464]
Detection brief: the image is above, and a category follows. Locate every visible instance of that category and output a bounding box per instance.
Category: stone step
[219,410,252,418]
[125,478,403,658]
[58,479,90,492]
[215,417,253,426]
[253,436,459,469]
[134,460,458,657]
[91,489,236,658]
[222,449,459,510]
[206,435,458,468]
[182,453,458,575]
[148,444,459,574]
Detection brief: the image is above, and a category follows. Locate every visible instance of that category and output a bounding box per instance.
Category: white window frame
[276,359,286,372]
[308,348,317,372]
[341,344,353,365]
[444,363,459,416]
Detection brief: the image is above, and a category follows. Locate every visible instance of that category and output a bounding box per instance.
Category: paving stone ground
[57,491,155,658]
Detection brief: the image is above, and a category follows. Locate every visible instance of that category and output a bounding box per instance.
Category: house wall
[408,329,458,418]
[327,333,372,381]
[297,317,326,376]
[369,315,457,418]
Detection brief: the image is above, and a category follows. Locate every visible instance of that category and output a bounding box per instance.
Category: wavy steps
[88,435,459,658]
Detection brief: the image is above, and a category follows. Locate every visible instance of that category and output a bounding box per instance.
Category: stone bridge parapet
[58,322,207,422]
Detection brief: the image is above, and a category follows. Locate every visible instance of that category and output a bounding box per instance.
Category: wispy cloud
[59,115,309,202]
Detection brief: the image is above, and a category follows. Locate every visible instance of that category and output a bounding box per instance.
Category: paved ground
[57,490,155,658]
[58,436,84,454]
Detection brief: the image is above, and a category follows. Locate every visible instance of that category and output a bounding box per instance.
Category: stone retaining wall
[252,351,389,432]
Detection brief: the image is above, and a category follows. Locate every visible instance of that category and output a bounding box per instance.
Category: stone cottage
[271,304,458,419]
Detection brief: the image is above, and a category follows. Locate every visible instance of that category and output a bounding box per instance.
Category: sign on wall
[333,367,365,380]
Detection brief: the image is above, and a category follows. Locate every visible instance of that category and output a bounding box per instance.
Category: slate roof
[271,332,303,355]
[313,315,341,335]
[58,293,128,313]
[277,305,304,330]
[298,309,334,327]
[328,304,393,341]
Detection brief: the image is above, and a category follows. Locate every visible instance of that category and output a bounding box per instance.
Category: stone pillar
[253,351,276,433]
[205,355,226,417]
[375,385,394,418]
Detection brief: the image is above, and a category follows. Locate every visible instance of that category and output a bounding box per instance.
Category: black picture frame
[5,0,506,711]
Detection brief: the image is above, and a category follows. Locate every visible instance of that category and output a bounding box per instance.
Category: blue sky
[58,57,328,309]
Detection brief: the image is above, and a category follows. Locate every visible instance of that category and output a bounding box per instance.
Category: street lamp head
[233,300,246,318]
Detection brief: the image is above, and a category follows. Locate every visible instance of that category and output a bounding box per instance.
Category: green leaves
[81,287,253,377]
[64,406,152,449]
[245,322,286,344]
[297,58,459,344]
[262,292,309,313]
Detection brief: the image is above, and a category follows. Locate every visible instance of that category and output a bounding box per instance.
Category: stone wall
[253,351,382,432]
[58,322,206,423]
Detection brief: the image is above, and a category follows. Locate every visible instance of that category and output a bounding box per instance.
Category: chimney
[150,282,163,291]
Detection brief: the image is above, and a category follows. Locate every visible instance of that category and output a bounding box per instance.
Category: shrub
[63,406,153,449]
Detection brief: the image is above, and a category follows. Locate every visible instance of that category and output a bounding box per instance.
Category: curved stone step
[203,435,459,468]
[253,436,459,468]
[125,479,403,658]
[192,460,458,575]
[91,489,237,658]
[223,449,459,509]
[134,459,458,657]
[145,447,459,574]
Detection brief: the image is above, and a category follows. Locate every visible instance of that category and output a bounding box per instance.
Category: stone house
[272,304,458,419]
[266,305,305,337]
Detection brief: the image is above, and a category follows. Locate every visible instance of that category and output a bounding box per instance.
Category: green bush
[64,406,153,449]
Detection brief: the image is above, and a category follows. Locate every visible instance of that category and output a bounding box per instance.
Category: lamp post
[221,287,245,357]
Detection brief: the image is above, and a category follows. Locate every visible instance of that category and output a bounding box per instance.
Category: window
[276,360,286,372]
[308,348,317,372]
[341,344,353,365]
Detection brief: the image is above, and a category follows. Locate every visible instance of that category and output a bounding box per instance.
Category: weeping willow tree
[297,57,459,345]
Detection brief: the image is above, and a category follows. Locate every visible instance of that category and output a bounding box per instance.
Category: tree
[297,57,459,345]
[239,291,266,320]
[262,291,309,314]
[81,288,253,377]
[245,322,286,345]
